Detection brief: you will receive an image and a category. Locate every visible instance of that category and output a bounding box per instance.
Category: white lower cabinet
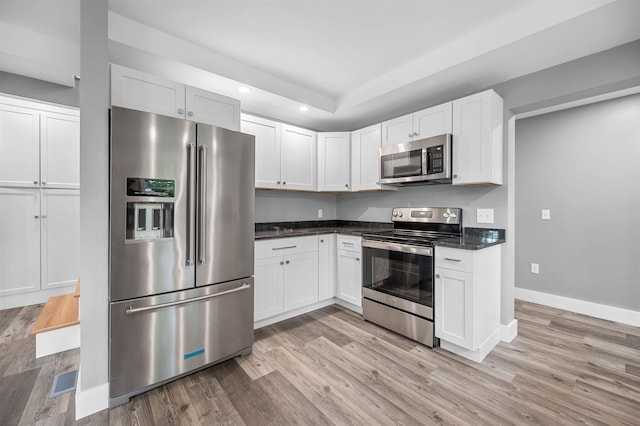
[336,235,362,308]
[318,234,336,300]
[254,236,318,324]
[435,245,501,362]
[0,188,79,298]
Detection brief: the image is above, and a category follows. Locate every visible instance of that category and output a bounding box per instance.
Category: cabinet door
[318,234,336,300]
[351,124,382,191]
[434,268,475,350]
[40,112,80,189]
[0,104,40,187]
[281,125,316,191]
[241,114,281,189]
[452,90,503,185]
[413,102,452,140]
[110,64,186,119]
[185,86,240,131]
[254,257,284,321]
[337,250,362,307]
[381,113,413,147]
[283,251,318,311]
[0,188,40,295]
[41,189,80,289]
[317,132,350,191]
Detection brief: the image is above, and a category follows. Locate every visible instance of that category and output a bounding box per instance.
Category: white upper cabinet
[185,86,240,131]
[350,124,396,191]
[41,112,80,189]
[0,103,40,187]
[452,90,503,186]
[241,114,281,189]
[0,98,79,189]
[110,64,186,119]
[110,64,240,130]
[280,124,317,191]
[317,132,350,192]
[381,102,452,147]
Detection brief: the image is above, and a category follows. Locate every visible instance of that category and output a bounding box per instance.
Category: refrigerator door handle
[198,144,207,263]
[124,282,252,315]
[186,143,196,266]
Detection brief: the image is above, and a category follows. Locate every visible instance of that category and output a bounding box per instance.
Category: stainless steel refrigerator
[108,106,255,406]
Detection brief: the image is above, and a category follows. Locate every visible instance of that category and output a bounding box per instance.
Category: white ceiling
[3,1,640,130]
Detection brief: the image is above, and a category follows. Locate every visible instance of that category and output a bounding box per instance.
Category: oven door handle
[362,240,433,257]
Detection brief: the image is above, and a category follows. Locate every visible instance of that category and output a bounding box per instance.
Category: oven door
[362,240,434,319]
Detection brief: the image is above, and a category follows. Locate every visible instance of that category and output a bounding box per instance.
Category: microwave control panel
[427,145,444,174]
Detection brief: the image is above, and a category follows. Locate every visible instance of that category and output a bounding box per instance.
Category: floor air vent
[50,369,78,398]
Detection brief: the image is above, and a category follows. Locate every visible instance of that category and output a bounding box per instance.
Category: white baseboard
[440,328,501,363]
[35,324,80,358]
[0,285,77,310]
[75,370,109,420]
[500,319,518,343]
[515,287,640,327]
[333,298,363,315]
[254,299,336,329]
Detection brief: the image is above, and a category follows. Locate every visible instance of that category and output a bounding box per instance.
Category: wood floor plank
[183,370,246,425]
[0,306,21,336]
[234,349,275,381]
[305,336,465,425]
[0,368,40,426]
[262,346,381,425]
[0,304,43,344]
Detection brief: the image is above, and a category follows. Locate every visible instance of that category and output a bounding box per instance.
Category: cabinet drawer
[255,235,318,259]
[435,246,474,273]
[336,235,361,253]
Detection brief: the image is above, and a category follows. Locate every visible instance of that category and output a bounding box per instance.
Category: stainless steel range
[361,207,462,347]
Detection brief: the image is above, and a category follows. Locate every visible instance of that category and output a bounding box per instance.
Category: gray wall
[256,190,337,222]
[0,70,79,107]
[515,94,640,310]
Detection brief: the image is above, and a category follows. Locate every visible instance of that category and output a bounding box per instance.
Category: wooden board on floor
[30,295,79,335]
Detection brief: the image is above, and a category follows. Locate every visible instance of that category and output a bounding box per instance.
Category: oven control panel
[391,207,461,224]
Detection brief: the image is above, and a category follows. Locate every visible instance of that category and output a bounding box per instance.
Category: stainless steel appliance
[361,207,462,347]
[108,106,255,407]
[379,134,452,185]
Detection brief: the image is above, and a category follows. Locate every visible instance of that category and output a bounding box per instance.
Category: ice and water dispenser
[125,178,175,241]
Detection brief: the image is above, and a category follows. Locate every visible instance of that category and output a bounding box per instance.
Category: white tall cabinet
[317,132,350,192]
[0,96,80,305]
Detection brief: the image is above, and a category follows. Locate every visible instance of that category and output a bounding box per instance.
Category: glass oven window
[363,246,433,307]
[381,149,423,179]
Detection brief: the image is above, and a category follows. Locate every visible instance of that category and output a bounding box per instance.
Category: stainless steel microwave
[379,134,452,185]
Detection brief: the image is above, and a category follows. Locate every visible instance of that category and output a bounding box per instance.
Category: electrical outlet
[531,263,539,274]
[476,208,494,224]
[541,209,551,220]
[318,208,323,218]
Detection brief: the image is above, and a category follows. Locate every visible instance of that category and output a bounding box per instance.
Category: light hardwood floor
[1,299,639,425]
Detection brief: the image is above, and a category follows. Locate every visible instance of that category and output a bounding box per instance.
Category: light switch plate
[477,208,494,224]
[318,208,323,218]
[531,263,540,274]
[541,209,551,220]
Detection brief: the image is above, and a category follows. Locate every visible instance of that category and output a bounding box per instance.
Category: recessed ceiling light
[238,86,250,93]
[299,106,309,112]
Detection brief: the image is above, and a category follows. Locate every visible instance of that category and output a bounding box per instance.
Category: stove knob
[393,212,398,217]
[443,212,450,218]
[450,213,457,218]
[398,212,403,218]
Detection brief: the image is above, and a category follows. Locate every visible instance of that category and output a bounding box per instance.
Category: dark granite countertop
[255,220,391,240]
[256,221,505,250]
[435,227,506,250]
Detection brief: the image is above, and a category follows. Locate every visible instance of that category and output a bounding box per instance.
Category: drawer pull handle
[125,283,251,315]
[272,245,297,251]
[342,242,354,246]
[444,257,462,262]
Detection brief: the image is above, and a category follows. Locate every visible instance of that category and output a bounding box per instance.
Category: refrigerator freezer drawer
[109,277,254,404]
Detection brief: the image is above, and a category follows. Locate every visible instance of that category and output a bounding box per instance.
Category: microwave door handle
[422,148,429,176]
[186,143,195,266]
